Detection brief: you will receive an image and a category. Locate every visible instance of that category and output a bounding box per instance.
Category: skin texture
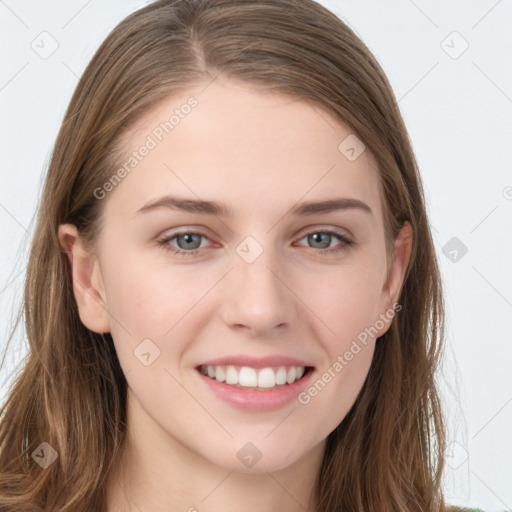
[59,78,412,512]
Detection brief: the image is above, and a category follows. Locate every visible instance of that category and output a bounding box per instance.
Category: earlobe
[58,224,111,334]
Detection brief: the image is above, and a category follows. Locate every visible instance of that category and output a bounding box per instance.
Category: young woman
[0,0,482,510]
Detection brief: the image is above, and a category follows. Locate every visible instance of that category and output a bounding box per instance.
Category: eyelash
[157,229,354,257]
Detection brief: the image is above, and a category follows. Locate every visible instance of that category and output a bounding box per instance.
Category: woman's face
[61,78,410,473]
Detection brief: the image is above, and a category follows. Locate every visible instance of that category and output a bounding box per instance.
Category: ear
[58,223,111,334]
[376,221,413,335]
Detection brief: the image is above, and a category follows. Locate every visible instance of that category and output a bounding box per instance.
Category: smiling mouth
[196,364,314,391]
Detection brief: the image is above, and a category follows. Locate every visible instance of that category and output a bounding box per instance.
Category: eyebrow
[135,195,373,217]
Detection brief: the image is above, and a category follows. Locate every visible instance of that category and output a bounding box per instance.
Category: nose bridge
[222,235,293,333]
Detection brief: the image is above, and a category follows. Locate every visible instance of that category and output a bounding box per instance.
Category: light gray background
[1,1,511,510]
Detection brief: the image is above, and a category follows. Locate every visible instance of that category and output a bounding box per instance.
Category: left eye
[158,232,211,255]
[157,230,353,256]
[296,231,353,253]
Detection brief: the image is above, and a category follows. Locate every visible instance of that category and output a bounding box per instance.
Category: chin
[205,440,310,474]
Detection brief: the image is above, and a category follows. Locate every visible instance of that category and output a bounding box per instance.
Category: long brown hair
[0,0,447,510]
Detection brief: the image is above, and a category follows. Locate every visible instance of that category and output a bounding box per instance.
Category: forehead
[104,78,383,222]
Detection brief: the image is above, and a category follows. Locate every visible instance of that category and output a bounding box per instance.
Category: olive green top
[448,508,486,512]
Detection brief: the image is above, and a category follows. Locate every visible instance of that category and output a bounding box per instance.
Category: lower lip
[195,367,315,412]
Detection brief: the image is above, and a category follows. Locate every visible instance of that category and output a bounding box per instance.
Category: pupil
[310,233,330,249]
[179,234,199,250]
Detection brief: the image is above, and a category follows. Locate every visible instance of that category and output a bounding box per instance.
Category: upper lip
[197,355,314,369]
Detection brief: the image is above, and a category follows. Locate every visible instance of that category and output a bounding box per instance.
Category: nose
[220,249,298,336]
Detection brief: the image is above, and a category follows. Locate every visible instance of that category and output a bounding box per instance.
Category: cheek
[298,264,382,430]
[304,339,375,441]
[309,259,386,338]
[102,255,221,374]
[103,255,206,332]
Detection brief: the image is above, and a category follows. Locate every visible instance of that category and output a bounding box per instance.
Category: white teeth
[199,364,308,389]
[239,366,257,387]
[225,365,239,385]
[286,367,296,384]
[215,366,226,382]
[257,368,276,388]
